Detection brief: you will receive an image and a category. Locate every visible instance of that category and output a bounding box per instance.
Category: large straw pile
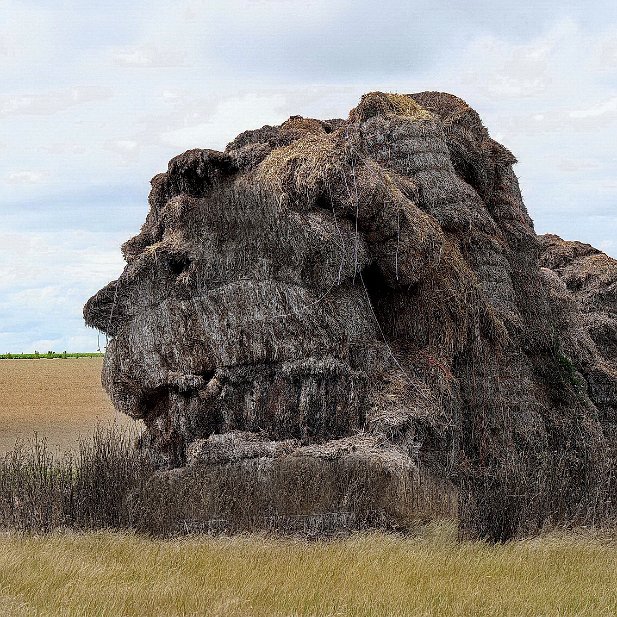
[84,92,617,541]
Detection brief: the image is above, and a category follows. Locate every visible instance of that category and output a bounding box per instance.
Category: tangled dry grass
[0,425,457,536]
[0,425,154,533]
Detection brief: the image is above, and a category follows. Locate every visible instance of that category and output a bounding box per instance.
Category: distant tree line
[0,351,104,359]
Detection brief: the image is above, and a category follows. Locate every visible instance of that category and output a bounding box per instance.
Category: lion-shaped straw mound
[85,91,617,541]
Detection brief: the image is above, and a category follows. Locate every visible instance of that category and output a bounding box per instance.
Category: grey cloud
[195,0,617,82]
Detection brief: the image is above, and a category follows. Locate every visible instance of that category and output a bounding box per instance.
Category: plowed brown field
[0,359,136,452]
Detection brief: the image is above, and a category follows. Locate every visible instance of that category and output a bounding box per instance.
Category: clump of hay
[255,132,345,208]
[350,92,434,123]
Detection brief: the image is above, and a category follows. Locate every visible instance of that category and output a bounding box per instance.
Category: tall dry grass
[0,426,454,536]
[0,425,154,532]
[0,523,616,616]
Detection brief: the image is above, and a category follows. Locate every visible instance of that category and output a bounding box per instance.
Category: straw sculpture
[85,92,617,540]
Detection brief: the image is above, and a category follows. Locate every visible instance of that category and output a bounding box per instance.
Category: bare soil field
[0,358,135,452]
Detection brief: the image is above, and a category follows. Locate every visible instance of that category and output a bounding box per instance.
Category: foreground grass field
[0,523,616,617]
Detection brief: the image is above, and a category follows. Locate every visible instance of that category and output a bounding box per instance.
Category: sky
[1,0,616,352]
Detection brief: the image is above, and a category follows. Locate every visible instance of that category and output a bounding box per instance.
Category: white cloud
[162,89,185,100]
[0,87,113,117]
[10,286,68,308]
[0,229,127,352]
[40,142,87,155]
[111,45,187,67]
[557,158,602,173]
[0,2,56,72]
[0,230,125,293]
[592,29,617,72]
[456,19,579,99]
[159,92,288,150]
[115,140,139,151]
[104,139,142,162]
[598,239,616,254]
[569,97,617,119]
[6,170,49,184]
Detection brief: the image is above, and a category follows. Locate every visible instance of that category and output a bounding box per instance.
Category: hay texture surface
[85,92,617,540]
